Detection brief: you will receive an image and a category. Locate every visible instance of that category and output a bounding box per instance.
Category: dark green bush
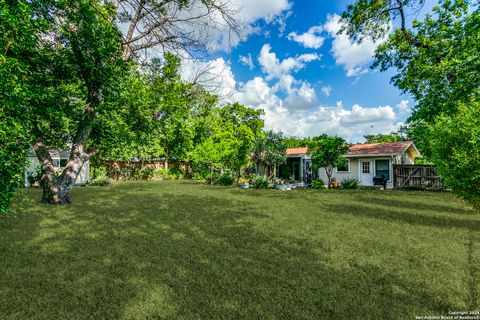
[252,175,269,189]
[27,166,42,187]
[341,178,360,189]
[218,170,235,186]
[0,119,29,213]
[311,179,325,189]
[140,168,155,180]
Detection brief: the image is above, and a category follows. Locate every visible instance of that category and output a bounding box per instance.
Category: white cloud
[235,0,291,23]
[180,43,402,143]
[338,104,396,126]
[239,54,255,70]
[284,82,318,110]
[396,99,410,114]
[181,57,236,98]
[288,25,325,49]
[324,14,388,77]
[232,72,403,141]
[321,85,332,97]
[206,0,292,51]
[258,44,321,80]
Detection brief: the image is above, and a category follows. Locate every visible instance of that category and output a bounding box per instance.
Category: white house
[25,149,90,186]
[317,141,421,188]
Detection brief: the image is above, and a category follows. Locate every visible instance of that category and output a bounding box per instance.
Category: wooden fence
[102,159,189,180]
[393,164,443,191]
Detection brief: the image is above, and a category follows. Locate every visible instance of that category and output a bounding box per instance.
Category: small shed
[25,149,90,186]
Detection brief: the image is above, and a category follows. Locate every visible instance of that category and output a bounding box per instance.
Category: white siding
[25,157,89,186]
[317,159,359,185]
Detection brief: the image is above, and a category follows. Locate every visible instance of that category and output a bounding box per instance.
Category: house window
[336,159,349,172]
[52,159,60,168]
[362,161,370,174]
[375,160,390,180]
[60,159,68,168]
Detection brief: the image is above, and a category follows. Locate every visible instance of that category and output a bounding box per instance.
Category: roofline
[345,153,399,158]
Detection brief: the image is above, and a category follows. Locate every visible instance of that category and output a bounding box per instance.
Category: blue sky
[180,0,438,142]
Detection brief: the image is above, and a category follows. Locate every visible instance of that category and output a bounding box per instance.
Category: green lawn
[1,181,479,319]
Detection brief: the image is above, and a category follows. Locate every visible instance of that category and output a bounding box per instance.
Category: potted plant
[272,177,292,190]
[237,177,250,189]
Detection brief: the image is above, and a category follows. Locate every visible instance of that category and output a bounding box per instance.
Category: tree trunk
[35,88,100,204]
[325,167,333,188]
[34,141,62,204]
[164,147,169,170]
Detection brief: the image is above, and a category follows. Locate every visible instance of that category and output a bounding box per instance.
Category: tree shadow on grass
[334,197,480,232]
[0,188,463,319]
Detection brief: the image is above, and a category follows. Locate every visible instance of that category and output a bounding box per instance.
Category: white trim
[335,159,350,173]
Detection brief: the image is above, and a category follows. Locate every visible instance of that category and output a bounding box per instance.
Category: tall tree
[115,0,239,60]
[341,0,480,156]
[251,131,287,179]
[0,0,39,211]
[430,103,480,208]
[189,102,263,177]
[5,0,239,204]
[308,135,349,187]
[364,131,406,143]
[284,136,313,148]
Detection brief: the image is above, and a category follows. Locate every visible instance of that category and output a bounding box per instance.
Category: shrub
[252,175,269,189]
[341,178,360,189]
[218,170,235,186]
[89,176,111,186]
[140,168,155,180]
[205,172,219,185]
[311,179,325,189]
[0,119,29,213]
[27,166,42,187]
[430,104,480,207]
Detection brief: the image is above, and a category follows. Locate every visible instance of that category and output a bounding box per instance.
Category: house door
[359,160,373,186]
[292,162,300,181]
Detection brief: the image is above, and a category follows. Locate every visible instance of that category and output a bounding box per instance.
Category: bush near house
[217,170,235,186]
[341,178,360,189]
[312,179,325,189]
[251,175,269,189]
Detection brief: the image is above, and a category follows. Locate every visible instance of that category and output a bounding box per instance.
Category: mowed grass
[1,181,479,319]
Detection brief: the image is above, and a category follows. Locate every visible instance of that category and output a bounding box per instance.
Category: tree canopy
[342,0,480,205]
[308,135,349,187]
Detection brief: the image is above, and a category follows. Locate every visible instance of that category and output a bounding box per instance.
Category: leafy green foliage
[430,104,480,207]
[251,131,287,178]
[0,118,29,213]
[284,136,312,148]
[343,0,479,157]
[311,179,325,189]
[0,0,37,212]
[341,178,360,189]
[217,170,235,186]
[251,175,269,189]
[189,102,263,176]
[363,132,406,143]
[308,135,349,186]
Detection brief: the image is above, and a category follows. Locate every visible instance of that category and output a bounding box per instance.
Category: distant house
[317,141,421,188]
[255,147,313,182]
[25,149,90,186]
